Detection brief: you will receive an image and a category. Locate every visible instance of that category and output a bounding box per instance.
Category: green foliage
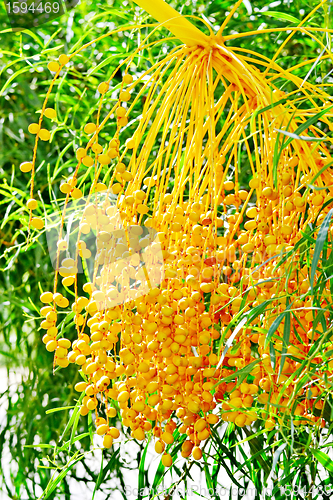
[1,0,333,498]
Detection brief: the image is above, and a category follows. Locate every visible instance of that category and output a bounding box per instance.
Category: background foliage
[1,0,333,498]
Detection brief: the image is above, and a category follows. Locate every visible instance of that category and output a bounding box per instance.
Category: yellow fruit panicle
[28,0,333,466]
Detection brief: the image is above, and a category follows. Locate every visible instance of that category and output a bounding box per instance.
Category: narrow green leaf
[265,302,293,348]
[307,159,333,188]
[92,452,104,500]
[0,350,15,359]
[203,456,220,500]
[279,298,291,376]
[98,449,120,487]
[247,299,272,322]
[311,209,333,292]
[261,11,300,23]
[283,106,333,151]
[254,95,289,117]
[59,393,84,442]
[239,427,271,476]
[0,63,44,95]
[311,449,333,473]
[138,440,150,500]
[45,406,75,414]
[218,299,272,368]
[212,359,261,390]
[24,444,55,449]
[87,54,121,77]
[151,460,165,495]
[267,443,287,483]
[40,454,83,499]
[270,341,276,371]
[57,433,90,452]
[217,316,248,368]
[272,110,296,188]
[42,28,63,49]
[275,128,328,142]
[88,411,94,444]
[273,127,282,188]
[210,439,246,486]
[68,410,80,453]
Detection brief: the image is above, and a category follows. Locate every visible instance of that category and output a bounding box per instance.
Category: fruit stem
[133,0,211,47]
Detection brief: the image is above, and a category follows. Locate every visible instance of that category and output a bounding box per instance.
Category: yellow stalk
[132,0,211,47]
